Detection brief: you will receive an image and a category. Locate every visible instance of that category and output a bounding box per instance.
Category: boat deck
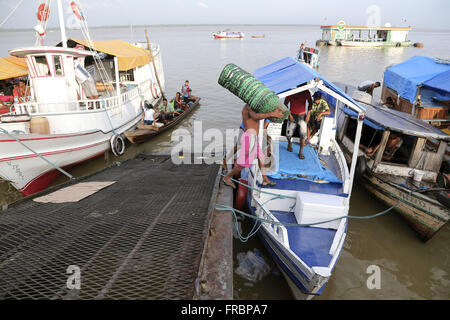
[0,155,225,299]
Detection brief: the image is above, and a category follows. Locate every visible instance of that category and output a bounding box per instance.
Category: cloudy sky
[0,0,449,30]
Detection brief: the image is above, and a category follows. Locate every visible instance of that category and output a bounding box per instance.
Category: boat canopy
[254,57,366,114]
[343,102,450,141]
[0,57,28,80]
[384,56,450,104]
[66,38,152,71]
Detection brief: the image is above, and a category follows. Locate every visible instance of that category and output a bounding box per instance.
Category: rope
[0,0,24,28]
[219,173,420,240]
[0,128,75,180]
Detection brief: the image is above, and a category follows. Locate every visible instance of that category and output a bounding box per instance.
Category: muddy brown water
[1,25,449,299]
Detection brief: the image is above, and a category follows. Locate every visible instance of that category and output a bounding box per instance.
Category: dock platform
[0,154,232,299]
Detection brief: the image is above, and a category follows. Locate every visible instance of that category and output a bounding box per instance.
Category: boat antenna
[0,0,24,28]
[145,29,166,100]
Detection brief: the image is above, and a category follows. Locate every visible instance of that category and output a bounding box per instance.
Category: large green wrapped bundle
[218,63,289,123]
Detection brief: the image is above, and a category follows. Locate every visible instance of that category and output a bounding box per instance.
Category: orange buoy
[234,179,248,211]
[37,3,50,22]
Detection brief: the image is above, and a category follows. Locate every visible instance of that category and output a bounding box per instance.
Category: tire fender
[110,134,126,156]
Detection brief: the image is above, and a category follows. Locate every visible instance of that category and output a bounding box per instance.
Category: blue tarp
[268,142,343,183]
[253,57,365,113]
[423,69,450,93]
[384,56,450,104]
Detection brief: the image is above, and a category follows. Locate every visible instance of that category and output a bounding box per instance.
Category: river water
[0,25,449,299]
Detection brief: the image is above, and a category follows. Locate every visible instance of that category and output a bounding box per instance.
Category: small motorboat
[251,34,265,38]
[213,30,244,39]
[124,97,201,144]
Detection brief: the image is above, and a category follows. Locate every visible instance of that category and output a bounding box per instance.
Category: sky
[0,0,449,30]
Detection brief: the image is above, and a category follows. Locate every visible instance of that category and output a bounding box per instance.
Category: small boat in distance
[251,34,265,38]
[124,97,200,144]
[213,29,244,39]
[296,44,320,69]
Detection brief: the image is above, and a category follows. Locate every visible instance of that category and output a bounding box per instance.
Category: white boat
[213,30,244,39]
[241,57,365,298]
[0,0,165,196]
[296,46,320,69]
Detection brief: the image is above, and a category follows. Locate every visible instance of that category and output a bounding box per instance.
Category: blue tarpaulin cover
[384,56,450,104]
[423,69,450,94]
[268,142,343,183]
[254,57,365,113]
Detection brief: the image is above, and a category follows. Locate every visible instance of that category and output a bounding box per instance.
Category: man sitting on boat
[285,88,312,159]
[223,104,284,189]
[172,92,187,112]
[366,132,404,161]
[181,80,198,104]
[357,80,381,96]
[142,102,157,125]
[158,98,179,123]
[306,92,330,142]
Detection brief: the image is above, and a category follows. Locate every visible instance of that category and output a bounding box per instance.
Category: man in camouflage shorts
[306,92,331,142]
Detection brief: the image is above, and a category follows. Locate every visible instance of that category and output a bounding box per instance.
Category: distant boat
[213,30,244,39]
[296,45,320,69]
[319,21,412,47]
[251,34,265,38]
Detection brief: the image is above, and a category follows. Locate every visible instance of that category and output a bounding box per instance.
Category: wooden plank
[373,130,390,167]
[408,137,426,168]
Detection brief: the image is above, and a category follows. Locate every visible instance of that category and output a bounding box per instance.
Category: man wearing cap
[306,92,330,142]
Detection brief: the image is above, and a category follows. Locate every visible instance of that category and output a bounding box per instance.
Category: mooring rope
[217,174,420,241]
[0,128,74,180]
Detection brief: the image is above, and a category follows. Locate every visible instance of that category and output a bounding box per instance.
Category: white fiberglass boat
[0,0,165,196]
[240,57,366,298]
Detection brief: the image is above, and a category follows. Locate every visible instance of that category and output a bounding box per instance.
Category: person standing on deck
[306,92,330,142]
[285,89,312,159]
[223,104,284,189]
[181,80,197,104]
[357,80,380,96]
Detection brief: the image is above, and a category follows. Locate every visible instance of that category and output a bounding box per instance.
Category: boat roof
[321,25,412,31]
[62,39,152,71]
[0,56,27,80]
[9,46,93,59]
[341,86,450,141]
[384,56,450,104]
[253,57,366,114]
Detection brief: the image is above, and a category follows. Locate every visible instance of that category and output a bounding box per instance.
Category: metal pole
[346,116,364,202]
[56,0,67,48]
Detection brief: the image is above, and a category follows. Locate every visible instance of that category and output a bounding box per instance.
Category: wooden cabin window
[53,56,64,76]
[34,56,51,77]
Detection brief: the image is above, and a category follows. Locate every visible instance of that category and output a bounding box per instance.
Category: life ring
[150,83,160,99]
[37,3,50,22]
[110,134,125,156]
[70,1,85,20]
[234,179,248,211]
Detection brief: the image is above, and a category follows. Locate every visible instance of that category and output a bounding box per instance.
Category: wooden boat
[336,88,450,241]
[251,34,265,38]
[124,97,200,144]
[381,56,450,129]
[231,57,366,299]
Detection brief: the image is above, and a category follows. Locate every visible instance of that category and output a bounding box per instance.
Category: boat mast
[56,0,68,48]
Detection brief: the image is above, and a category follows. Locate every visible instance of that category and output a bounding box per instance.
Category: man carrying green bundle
[306,92,331,142]
[223,104,284,189]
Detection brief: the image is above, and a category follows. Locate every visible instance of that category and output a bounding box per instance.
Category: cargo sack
[218,63,289,123]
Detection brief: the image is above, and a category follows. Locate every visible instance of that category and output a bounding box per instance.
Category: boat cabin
[382,56,450,128]
[296,47,319,69]
[338,91,450,183]
[320,22,412,47]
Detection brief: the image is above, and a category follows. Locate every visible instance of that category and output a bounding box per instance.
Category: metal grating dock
[0,155,221,299]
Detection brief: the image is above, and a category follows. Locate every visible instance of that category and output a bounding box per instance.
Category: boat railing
[8,86,142,117]
[253,196,289,248]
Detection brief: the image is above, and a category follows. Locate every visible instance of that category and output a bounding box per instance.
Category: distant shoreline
[1,24,449,33]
